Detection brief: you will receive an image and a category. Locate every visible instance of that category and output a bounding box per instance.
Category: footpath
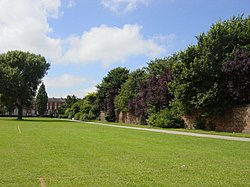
[74,121,250,142]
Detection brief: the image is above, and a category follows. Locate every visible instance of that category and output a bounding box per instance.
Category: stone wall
[183,105,250,133]
[118,112,140,124]
[99,111,106,122]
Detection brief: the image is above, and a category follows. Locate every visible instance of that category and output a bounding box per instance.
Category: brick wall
[99,111,106,122]
[183,105,250,133]
[118,112,140,124]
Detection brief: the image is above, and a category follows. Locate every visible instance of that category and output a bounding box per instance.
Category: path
[80,121,250,142]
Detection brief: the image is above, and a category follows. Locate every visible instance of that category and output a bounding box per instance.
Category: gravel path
[82,121,250,142]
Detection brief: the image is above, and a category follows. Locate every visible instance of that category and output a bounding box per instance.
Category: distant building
[45,97,65,116]
[11,103,36,116]
[2,97,65,116]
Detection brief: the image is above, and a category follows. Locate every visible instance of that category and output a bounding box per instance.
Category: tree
[59,95,79,118]
[0,50,50,119]
[36,83,48,116]
[114,69,146,113]
[96,67,129,122]
[222,48,250,104]
[169,15,250,116]
[65,95,78,108]
[129,69,173,124]
[80,92,99,120]
[146,56,177,77]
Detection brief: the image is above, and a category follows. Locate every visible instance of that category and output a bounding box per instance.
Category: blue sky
[0,0,249,98]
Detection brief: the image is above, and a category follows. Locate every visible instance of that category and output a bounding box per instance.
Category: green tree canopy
[36,83,48,116]
[0,50,50,119]
[96,67,129,121]
[169,15,250,116]
[115,69,146,113]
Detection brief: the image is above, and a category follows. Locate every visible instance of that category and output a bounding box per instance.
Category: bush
[147,108,184,128]
[80,113,88,121]
[105,114,115,122]
[80,111,97,121]
[58,114,68,119]
[87,111,96,120]
[74,112,81,120]
[68,112,73,119]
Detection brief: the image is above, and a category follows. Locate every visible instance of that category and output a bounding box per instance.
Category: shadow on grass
[0,117,73,123]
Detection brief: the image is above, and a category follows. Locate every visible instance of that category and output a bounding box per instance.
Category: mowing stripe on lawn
[17,125,21,134]
[38,176,46,187]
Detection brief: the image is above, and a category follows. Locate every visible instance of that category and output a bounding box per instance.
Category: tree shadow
[0,117,73,123]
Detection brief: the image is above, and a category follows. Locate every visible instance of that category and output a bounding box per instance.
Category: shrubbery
[147,108,184,128]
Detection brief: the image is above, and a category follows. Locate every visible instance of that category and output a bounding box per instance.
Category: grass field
[0,118,249,186]
[92,120,250,138]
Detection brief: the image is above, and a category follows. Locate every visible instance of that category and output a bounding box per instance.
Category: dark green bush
[147,108,184,128]
[105,114,115,122]
[80,111,97,121]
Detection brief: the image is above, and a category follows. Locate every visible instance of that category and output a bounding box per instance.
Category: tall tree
[115,69,146,113]
[36,83,48,116]
[96,67,129,122]
[129,69,173,123]
[222,48,250,105]
[169,15,250,116]
[0,50,50,119]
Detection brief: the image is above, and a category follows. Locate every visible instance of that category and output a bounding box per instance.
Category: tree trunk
[17,105,23,120]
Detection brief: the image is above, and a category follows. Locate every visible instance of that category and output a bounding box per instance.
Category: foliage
[80,93,99,121]
[96,67,129,122]
[147,108,184,128]
[114,69,146,113]
[129,69,173,121]
[0,50,50,119]
[58,95,78,116]
[35,83,48,116]
[146,56,177,77]
[0,99,7,115]
[65,95,78,109]
[73,112,81,120]
[222,48,250,104]
[169,15,250,116]
[0,94,15,115]
[71,102,81,115]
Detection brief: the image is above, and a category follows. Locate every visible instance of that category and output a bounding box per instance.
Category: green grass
[92,120,250,138]
[0,117,250,186]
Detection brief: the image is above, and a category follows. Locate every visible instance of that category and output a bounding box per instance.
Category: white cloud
[151,33,177,55]
[0,0,62,61]
[68,0,75,8]
[101,0,150,13]
[43,74,96,98]
[0,0,165,67]
[63,24,165,66]
[74,87,98,98]
[44,74,88,88]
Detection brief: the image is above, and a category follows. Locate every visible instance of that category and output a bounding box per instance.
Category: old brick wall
[99,111,106,122]
[183,105,250,133]
[118,112,140,124]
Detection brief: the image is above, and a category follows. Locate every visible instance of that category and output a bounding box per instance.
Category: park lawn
[92,120,250,138]
[0,118,249,186]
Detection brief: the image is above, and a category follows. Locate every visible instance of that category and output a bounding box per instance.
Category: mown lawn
[92,120,250,138]
[0,118,249,186]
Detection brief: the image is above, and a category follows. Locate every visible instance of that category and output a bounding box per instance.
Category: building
[2,97,65,117]
[46,97,65,116]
